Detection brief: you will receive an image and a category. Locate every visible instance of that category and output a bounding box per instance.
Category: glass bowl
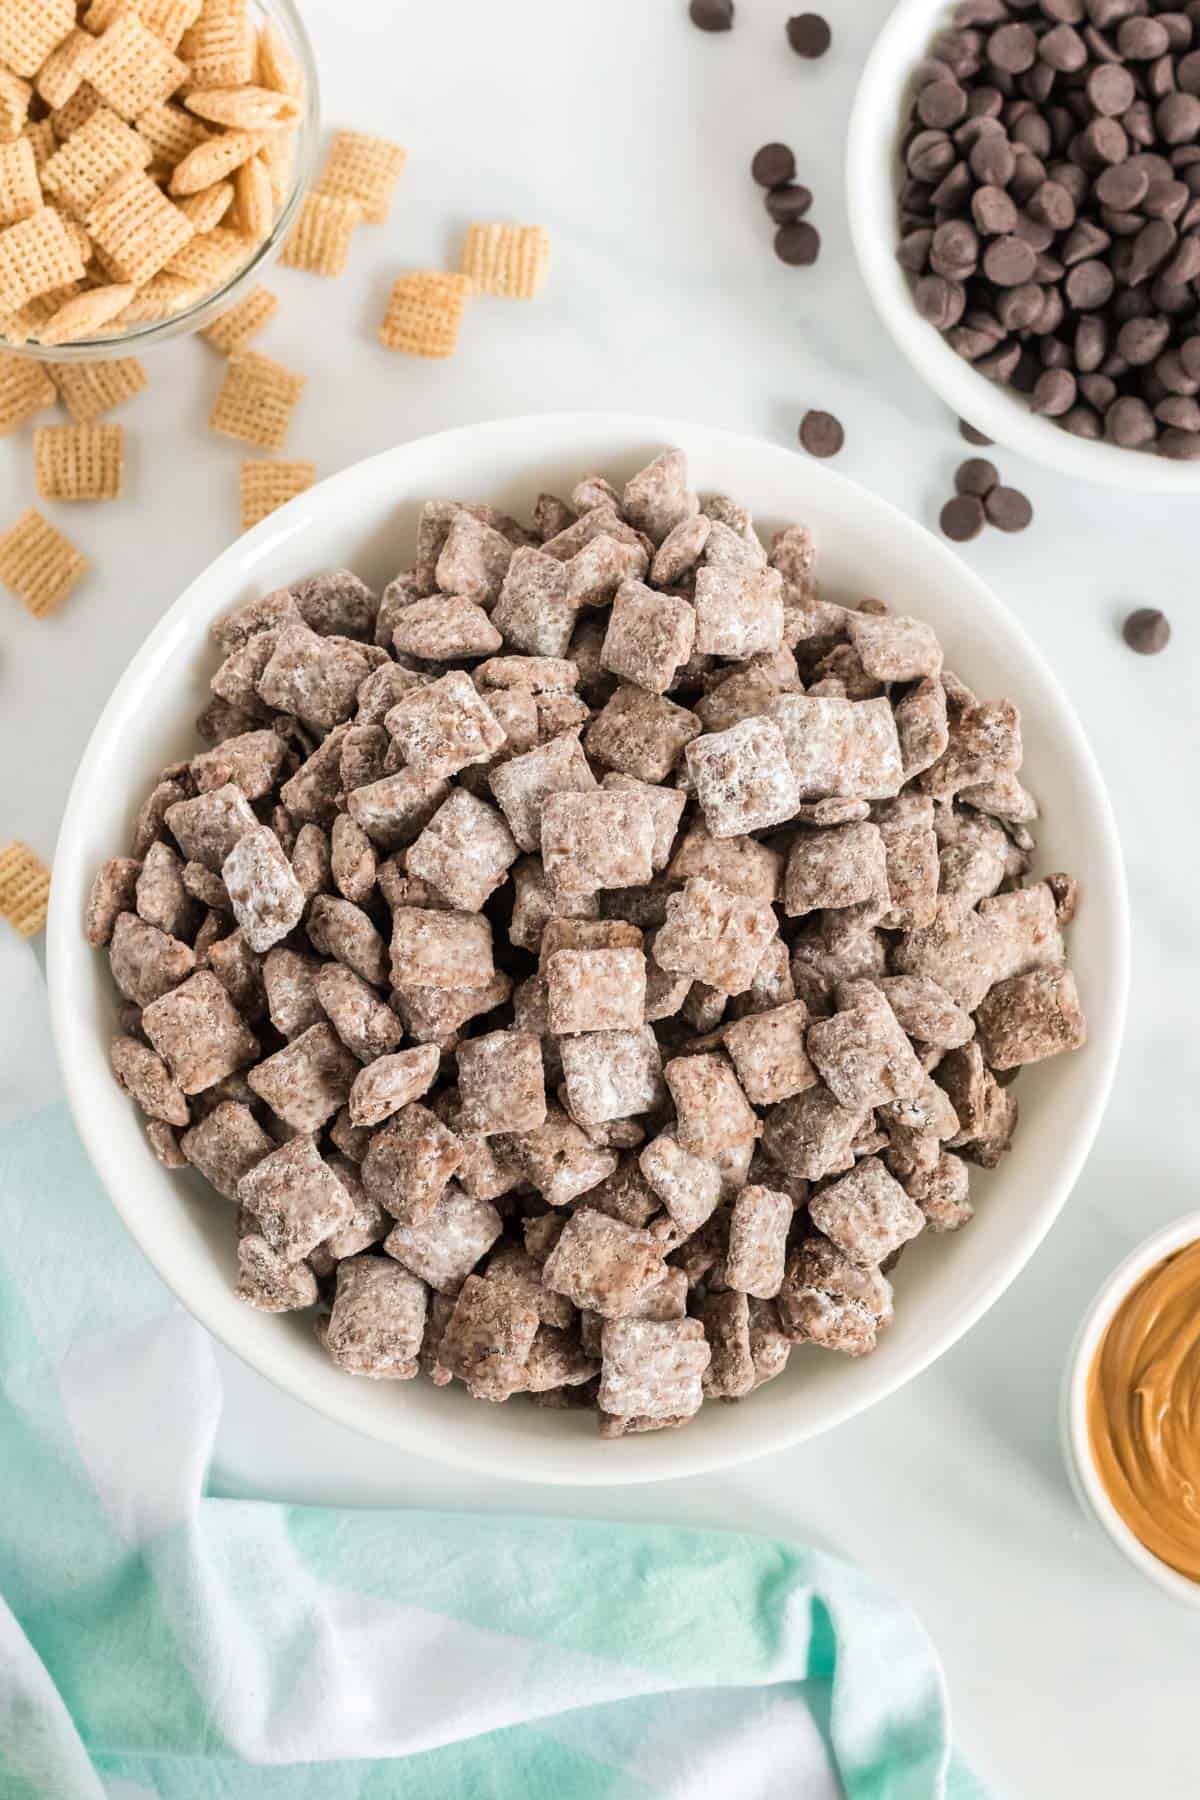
[9,0,320,364]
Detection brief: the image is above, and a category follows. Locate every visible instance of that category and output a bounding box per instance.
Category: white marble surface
[4,1,1199,1793]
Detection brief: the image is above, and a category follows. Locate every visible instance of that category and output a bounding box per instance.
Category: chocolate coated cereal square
[540,789,656,896]
[783,821,889,920]
[457,1028,547,1136]
[109,911,195,1006]
[389,905,494,991]
[598,1315,709,1419]
[759,1084,867,1182]
[559,1025,664,1126]
[488,730,596,853]
[498,1101,617,1206]
[723,999,817,1105]
[384,1182,502,1294]
[165,782,257,871]
[653,877,778,996]
[686,716,799,839]
[324,1254,427,1380]
[142,968,259,1093]
[246,1021,358,1130]
[639,1127,721,1234]
[384,671,506,778]
[222,823,305,952]
[348,1043,441,1128]
[600,577,695,695]
[438,1273,538,1401]
[584,685,701,784]
[807,985,925,1112]
[975,966,1086,1069]
[542,1208,664,1317]
[777,1234,893,1356]
[238,1136,354,1263]
[406,788,518,912]
[808,1158,925,1268]
[664,1052,757,1159]
[724,1184,792,1299]
[546,946,646,1034]
[180,1099,272,1199]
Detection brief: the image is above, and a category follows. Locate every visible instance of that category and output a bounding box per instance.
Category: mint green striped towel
[0,939,984,1799]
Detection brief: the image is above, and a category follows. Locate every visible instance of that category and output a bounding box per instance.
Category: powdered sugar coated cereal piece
[313,962,403,1063]
[435,509,516,608]
[546,946,646,1034]
[110,1034,190,1126]
[491,546,576,657]
[783,821,890,921]
[584,684,700,784]
[362,1102,464,1224]
[221,823,304,952]
[346,767,452,853]
[559,1025,664,1127]
[348,1043,441,1128]
[638,1127,722,1235]
[621,450,697,547]
[307,895,389,987]
[770,694,903,802]
[543,1209,664,1318]
[846,610,943,683]
[701,1289,755,1399]
[141,968,258,1092]
[777,1234,893,1356]
[599,773,686,872]
[324,1255,427,1380]
[664,1052,757,1160]
[238,1135,353,1262]
[724,1184,792,1299]
[600,577,695,696]
[180,1099,271,1198]
[974,965,1086,1069]
[807,984,925,1112]
[236,1234,318,1311]
[85,857,141,947]
[383,1182,502,1295]
[164,782,257,872]
[599,1315,709,1419]
[406,788,517,912]
[722,999,817,1106]
[389,905,493,992]
[693,524,784,659]
[759,1083,867,1182]
[808,1158,925,1269]
[666,821,781,903]
[685,716,799,839]
[496,1102,617,1207]
[540,788,656,896]
[487,730,595,854]
[384,671,505,778]
[456,1029,547,1137]
[191,727,286,800]
[246,1021,358,1130]
[653,878,777,997]
[108,911,194,1006]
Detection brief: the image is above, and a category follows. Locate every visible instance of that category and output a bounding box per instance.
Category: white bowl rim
[846,0,1200,494]
[47,410,1130,1486]
[1062,1211,1200,1608]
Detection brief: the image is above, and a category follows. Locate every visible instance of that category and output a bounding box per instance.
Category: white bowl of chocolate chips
[849,0,1200,490]
[49,415,1127,1485]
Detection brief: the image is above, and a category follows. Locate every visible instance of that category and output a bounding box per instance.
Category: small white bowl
[846,0,1200,493]
[1062,1213,1200,1609]
[48,412,1129,1485]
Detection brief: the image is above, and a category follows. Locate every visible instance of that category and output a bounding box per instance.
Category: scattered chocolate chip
[984,486,1034,531]
[955,456,999,496]
[798,409,844,458]
[786,12,831,58]
[958,419,993,445]
[765,183,813,223]
[689,0,734,29]
[940,493,986,540]
[1122,607,1171,654]
[1032,367,1077,415]
[751,143,795,188]
[775,220,821,266]
[1087,63,1136,118]
[988,22,1038,74]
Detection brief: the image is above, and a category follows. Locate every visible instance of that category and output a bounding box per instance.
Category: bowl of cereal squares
[48,413,1129,1484]
[0,0,318,357]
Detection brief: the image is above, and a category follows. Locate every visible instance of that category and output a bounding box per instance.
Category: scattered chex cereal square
[280,192,361,278]
[209,347,305,450]
[460,222,550,300]
[0,137,41,230]
[240,457,315,531]
[0,350,56,435]
[0,841,51,939]
[0,508,89,617]
[378,270,472,359]
[48,356,147,423]
[316,130,406,225]
[35,422,125,502]
[86,166,194,285]
[201,282,276,353]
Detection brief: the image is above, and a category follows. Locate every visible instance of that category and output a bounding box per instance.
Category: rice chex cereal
[201,282,276,353]
[0,841,51,938]
[378,271,472,359]
[0,350,55,435]
[240,457,314,531]
[35,422,124,501]
[280,192,361,278]
[0,506,88,615]
[209,346,305,450]
[461,223,551,300]
[48,356,147,423]
[316,130,406,225]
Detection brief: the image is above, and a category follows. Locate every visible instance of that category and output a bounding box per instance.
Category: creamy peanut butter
[1087,1239,1200,1583]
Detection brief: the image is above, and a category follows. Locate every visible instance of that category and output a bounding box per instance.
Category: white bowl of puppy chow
[848,0,1200,492]
[48,413,1127,1485]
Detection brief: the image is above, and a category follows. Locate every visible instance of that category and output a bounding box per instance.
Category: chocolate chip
[1157,91,1200,143]
[983,233,1037,284]
[1122,607,1171,653]
[786,12,831,57]
[798,410,844,457]
[972,183,1019,233]
[984,486,1034,531]
[752,143,795,188]
[969,133,1017,186]
[958,418,994,444]
[1158,425,1200,456]
[1128,217,1178,284]
[1118,16,1170,60]
[774,220,821,266]
[931,218,980,277]
[940,493,987,540]
[689,0,734,28]
[1178,48,1200,93]
[765,183,813,223]
[907,129,956,183]
[1075,315,1108,370]
[1087,63,1137,117]
[1064,256,1115,309]
[1039,22,1088,70]
[1028,178,1076,229]
[1032,366,1078,414]
[1094,161,1150,210]
[1062,404,1103,438]
[988,22,1038,73]
[1116,315,1172,366]
[915,273,966,327]
[955,456,999,495]
[1106,394,1158,445]
[1154,393,1200,429]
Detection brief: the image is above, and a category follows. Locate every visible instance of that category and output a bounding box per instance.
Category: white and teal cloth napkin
[0,937,984,1799]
